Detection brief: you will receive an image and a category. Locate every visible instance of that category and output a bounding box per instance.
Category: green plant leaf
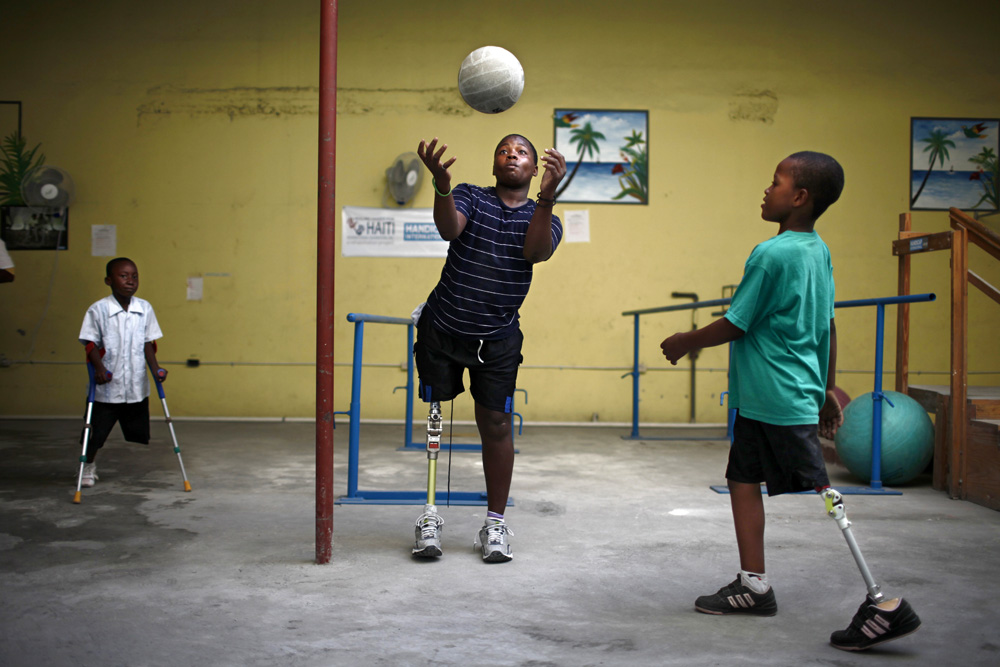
[0,132,45,206]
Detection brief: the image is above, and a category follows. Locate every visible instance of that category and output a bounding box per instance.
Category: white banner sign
[341,207,448,258]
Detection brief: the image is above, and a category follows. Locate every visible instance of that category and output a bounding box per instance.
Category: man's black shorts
[81,398,151,462]
[726,411,830,496]
[413,314,523,414]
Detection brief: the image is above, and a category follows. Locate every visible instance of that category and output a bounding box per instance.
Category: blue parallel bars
[339,313,413,501]
[336,312,494,506]
[833,293,936,491]
[622,299,732,440]
[622,293,936,493]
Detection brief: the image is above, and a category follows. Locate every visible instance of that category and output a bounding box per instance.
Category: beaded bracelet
[432,178,453,197]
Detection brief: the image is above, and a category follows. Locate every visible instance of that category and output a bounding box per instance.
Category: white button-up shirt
[0,239,13,270]
[79,295,163,404]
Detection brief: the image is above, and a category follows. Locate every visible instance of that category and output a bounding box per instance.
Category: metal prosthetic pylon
[426,400,442,508]
[822,488,884,603]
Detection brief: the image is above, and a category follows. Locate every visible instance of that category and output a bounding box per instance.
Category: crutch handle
[150,362,167,399]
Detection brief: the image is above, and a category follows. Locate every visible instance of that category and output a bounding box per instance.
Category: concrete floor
[2,418,999,666]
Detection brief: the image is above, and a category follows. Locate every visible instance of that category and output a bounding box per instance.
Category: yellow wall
[1,1,998,423]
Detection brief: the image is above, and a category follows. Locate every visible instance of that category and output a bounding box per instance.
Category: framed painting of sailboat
[553,109,648,205]
[910,117,998,212]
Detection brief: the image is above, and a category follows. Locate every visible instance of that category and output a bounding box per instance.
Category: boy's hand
[659,332,690,366]
[417,138,457,186]
[818,390,844,439]
[154,367,168,383]
[94,363,111,384]
[538,148,567,197]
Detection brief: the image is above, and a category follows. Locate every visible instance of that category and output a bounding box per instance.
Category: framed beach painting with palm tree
[910,117,998,212]
[553,109,648,204]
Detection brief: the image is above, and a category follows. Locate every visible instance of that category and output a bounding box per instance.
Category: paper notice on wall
[186,276,203,301]
[563,210,590,243]
[342,207,448,257]
[91,225,117,256]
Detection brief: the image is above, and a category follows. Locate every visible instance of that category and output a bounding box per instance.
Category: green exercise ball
[834,391,934,485]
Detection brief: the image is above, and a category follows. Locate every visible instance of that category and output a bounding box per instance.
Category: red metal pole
[316,0,337,564]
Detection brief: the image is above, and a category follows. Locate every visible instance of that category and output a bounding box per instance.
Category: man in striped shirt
[412,134,566,562]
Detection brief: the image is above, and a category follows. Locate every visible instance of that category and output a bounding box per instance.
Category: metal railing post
[347,319,364,498]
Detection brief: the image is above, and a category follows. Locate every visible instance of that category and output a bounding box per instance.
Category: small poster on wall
[553,109,648,205]
[910,117,999,212]
[91,224,116,256]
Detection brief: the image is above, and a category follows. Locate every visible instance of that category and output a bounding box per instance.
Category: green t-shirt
[724,231,834,425]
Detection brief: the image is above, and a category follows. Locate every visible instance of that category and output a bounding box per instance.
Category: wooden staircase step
[908,385,1000,416]
[908,384,1000,403]
[970,418,1000,435]
[907,386,1000,500]
[967,419,1000,510]
[971,403,1000,419]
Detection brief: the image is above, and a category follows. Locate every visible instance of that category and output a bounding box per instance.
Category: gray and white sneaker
[80,462,98,488]
[412,505,443,558]
[476,520,513,563]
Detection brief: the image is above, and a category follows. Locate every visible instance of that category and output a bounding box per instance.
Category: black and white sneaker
[830,596,921,651]
[694,575,777,616]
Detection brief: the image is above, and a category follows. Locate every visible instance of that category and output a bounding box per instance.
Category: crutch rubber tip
[183,481,192,492]
[72,492,82,504]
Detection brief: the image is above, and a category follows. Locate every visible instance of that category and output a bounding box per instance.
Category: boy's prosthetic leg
[823,488,922,649]
[822,488,883,602]
[412,401,444,557]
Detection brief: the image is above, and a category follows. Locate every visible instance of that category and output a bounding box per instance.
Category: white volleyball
[457,46,524,114]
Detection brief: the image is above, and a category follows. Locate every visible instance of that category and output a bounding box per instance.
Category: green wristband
[432,178,453,197]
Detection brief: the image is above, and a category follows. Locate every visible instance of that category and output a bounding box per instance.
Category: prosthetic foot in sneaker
[830,596,921,651]
[476,520,513,563]
[694,574,777,616]
[411,505,443,558]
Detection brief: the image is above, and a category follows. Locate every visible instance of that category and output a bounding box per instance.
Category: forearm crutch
[150,364,192,492]
[823,488,883,603]
[72,362,99,504]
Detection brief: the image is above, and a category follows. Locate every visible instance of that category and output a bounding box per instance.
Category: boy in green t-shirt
[660,151,920,651]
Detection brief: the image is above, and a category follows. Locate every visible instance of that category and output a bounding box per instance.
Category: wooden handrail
[969,270,1000,306]
[895,208,999,501]
[951,207,1000,262]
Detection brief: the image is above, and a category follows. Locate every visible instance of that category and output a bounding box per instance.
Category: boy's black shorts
[80,398,151,462]
[726,411,830,496]
[413,313,523,414]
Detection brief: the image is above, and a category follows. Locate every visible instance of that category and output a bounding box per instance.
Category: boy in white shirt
[77,257,166,487]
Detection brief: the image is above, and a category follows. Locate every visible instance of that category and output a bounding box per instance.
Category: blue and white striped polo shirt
[424,183,562,340]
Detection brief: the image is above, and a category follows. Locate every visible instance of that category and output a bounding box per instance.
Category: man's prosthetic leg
[412,401,444,558]
[823,488,922,650]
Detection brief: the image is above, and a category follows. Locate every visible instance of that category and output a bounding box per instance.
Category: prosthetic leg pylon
[822,488,883,603]
[412,401,444,557]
